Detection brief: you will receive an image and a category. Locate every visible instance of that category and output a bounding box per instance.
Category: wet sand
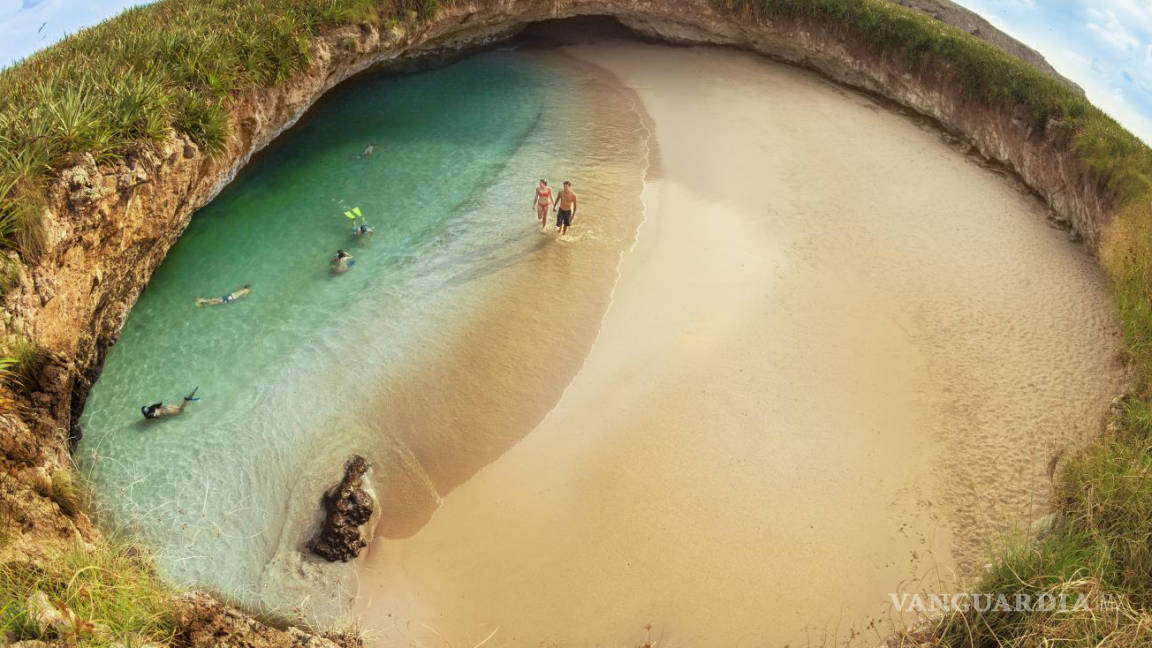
[355,42,1125,646]
[255,51,651,621]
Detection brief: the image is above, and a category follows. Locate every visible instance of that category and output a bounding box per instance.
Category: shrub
[720,2,1152,645]
[48,471,80,518]
[0,541,176,646]
[0,336,43,389]
[0,0,458,262]
[718,0,1152,203]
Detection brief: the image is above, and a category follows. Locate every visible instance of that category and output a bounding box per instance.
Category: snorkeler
[353,222,375,240]
[342,206,373,240]
[195,284,251,307]
[141,387,200,420]
[331,249,355,274]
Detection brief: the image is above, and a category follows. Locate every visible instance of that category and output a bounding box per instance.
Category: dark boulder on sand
[308,455,374,563]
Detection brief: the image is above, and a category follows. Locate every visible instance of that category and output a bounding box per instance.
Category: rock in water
[308,455,374,562]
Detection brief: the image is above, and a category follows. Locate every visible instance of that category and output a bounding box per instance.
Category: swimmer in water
[195,284,251,307]
[331,249,354,274]
[141,387,200,420]
[353,222,375,240]
[359,143,375,159]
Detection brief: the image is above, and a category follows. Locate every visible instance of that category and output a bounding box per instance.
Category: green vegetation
[0,0,447,261]
[48,471,81,518]
[0,541,177,647]
[0,336,43,389]
[719,0,1152,203]
[0,358,14,387]
[719,1,1152,645]
[4,0,1152,645]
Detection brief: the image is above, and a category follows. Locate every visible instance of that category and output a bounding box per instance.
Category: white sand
[355,42,1124,646]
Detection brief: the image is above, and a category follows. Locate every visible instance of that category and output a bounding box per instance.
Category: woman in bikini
[532,179,554,231]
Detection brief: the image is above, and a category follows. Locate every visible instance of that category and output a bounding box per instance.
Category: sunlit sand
[355,40,1124,647]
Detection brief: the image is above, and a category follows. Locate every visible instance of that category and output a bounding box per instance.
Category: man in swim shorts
[554,180,578,236]
[141,387,200,420]
[532,179,553,231]
[196,284,251,307]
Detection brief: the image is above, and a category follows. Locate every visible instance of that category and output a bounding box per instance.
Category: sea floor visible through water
[78,45,649,622]
[79,25,1126,648]
[354,33,1126,647]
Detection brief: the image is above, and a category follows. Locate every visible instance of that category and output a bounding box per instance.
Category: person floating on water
[359,143,375,159]
[343,206,374,240]
[532,179,554,231]
[195,284,251,307]
[554,180,578,236]
[331,249,355,274]
[354,222,375,240]
[141,387,200,420]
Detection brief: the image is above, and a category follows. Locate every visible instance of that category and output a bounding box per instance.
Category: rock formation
[0,0,1124,645]
[308,456,374,563]
[892,0,1083,94]
[174,592,361,648]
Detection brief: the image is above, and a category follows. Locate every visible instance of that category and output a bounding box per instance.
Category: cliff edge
[0,0,1141,646]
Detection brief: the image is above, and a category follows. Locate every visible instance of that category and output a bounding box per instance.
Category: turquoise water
[76,49,648,619]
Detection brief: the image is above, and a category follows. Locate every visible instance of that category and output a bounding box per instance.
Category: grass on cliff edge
[5,0,1152,644]
[720,0,1152,203]
[720,1,1152,647]
[0,540,177,647]
[0,0,445,267]
[6,0,1144,262]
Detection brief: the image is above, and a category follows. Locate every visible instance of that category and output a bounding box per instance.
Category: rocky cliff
[308,457,375,563]
[0,0,1113,645]
[891,0,1083,94]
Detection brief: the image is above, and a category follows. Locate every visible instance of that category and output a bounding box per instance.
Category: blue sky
[1,0,1151,143]
[0,0,144,67]
[953,0,1152,143]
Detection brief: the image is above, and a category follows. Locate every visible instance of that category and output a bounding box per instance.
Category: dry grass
[3,1,1152,646]
[0,540,177,647]
[722,2,1152,646]
[0,0,448,267]
[48,471,81,518]
[720,0,1152,203]
[0,335,44,394]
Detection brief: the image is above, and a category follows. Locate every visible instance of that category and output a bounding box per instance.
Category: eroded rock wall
[5,1,1110,455]
[0,0,1114,644]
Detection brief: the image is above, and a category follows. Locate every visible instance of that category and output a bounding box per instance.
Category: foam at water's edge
[78,48,654,625]
[351,41,1125,648]
[509,51,658,431]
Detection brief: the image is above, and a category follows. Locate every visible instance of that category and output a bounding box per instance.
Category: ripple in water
[77,49,650,621]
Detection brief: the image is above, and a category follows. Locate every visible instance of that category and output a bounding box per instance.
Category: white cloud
[1109,0,1152,32]
[1087,7,1142,51]
[0,0,23,18]
[954,0,1152,144]
[0,0,145,67]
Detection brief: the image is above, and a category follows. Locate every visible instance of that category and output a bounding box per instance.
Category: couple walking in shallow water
[533,179,578,236]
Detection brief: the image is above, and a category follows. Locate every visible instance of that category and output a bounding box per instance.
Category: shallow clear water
[77,48,648,619]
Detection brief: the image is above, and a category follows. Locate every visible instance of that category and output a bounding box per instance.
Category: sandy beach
[355,40,1125,647]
